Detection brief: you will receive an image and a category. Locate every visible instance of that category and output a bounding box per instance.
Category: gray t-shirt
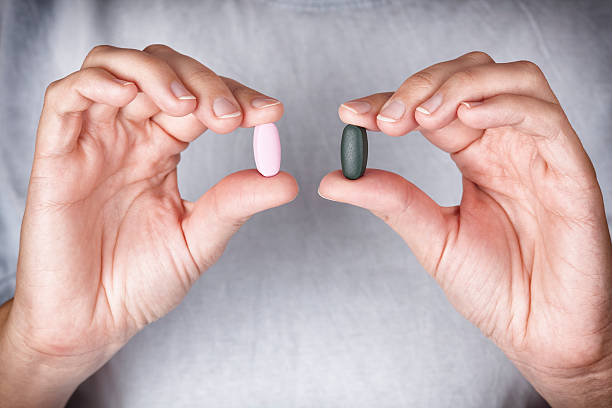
[1,0,610,406]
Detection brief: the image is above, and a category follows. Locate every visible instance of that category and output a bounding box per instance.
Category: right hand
[319,51,612,407]
[0,44,297,407]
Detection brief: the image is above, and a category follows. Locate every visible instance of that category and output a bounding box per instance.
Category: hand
[319,51,612,407]
[0,44,297,407]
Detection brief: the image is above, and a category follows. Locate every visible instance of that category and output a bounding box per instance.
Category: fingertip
[240,98,284,128]
[148,80,199,117]
[318,168,409,214]
[161,96,198,118]
[456,100,487,129]
[338,105,380,131]
[219,76,283,127]
[276,101,285,116]
[376,119,416,137]
[318,169,343,200]
[338,104,352,121]
[98,82,132,108]
[206,116,243,135]
[192,96,245,134]
[220,169,298,212]
[195,108,242,134]
[250,97,283,111]
[319,169,377,202]
[413,106,446,130]
[455,101,471,120]
[339,101,372,115]
[371,97,416,136]
[339,94,393,132]
[267,170,300,204]
[414,101,464,132]
[113,81,139,106]
[267,100,284,120]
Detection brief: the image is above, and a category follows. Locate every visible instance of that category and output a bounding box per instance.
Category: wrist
[0,299,114,408]
[512,352,612,407]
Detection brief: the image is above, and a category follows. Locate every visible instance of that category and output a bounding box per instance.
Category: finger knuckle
[43,71,88,115]
[184,68,217,85]
[143,43,172,54]
[549,101,565,117]
[84,44,113,64]
[461,50,494,65]
[79,66,104,78]
[408,70,436,90]
[516,60,546,82]
[549,102,568,127]
[132,50,174,76]
[43,79,62,102]
[218,75,237,88]
[451,68,478,86]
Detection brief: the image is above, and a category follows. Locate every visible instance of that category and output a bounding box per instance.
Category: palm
[13,46,298,364]
[439,125,610,371]
[21,114,201,354]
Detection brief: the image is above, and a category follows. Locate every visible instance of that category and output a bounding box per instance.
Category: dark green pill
[341,124,368,180]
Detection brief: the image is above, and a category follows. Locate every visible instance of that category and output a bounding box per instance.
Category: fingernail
[170,81,196,100]
[113,78,135,86]
[461,101,483,109]
[213,97,241,118]
[377,100,405,122]
[317,188,330,200]
[251,97,281,109]
[416,93,443,115]
[341,101,372,114]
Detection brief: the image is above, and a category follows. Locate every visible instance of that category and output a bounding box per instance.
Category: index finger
[143,44,243,135]
[81,45,197,117]
[373,51,495,137]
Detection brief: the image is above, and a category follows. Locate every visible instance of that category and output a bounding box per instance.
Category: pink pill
[253,123,281,177]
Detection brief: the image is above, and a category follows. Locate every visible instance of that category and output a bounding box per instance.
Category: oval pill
[253,123,281,177]
[340,124,368,180]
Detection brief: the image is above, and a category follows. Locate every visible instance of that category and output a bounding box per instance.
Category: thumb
[318,169,453,275]
[182,169,298,270]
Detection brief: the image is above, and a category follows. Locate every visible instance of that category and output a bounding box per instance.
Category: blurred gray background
[1,0,611,406]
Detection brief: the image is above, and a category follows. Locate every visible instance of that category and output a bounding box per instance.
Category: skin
[0,46,610,407]
[319,51,612,407]
[0,44,298,407]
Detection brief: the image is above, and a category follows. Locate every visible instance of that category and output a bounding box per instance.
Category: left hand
[0,44,298,408]
[319,51,612,407]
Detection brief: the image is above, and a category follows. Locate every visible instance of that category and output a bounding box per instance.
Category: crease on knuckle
[184,69,218,88]
[408,70,436,90]
[451,68,478,87]
[461,51,494,65]
[143,43,171,54]
[218,76,241,92]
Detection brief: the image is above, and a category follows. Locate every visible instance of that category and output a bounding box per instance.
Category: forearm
[0,299,82,408]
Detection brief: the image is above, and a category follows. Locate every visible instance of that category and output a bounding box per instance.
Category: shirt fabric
[1,0,611,406]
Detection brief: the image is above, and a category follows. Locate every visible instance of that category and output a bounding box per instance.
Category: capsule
[340,124,368,180]
[253,123,281,177]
